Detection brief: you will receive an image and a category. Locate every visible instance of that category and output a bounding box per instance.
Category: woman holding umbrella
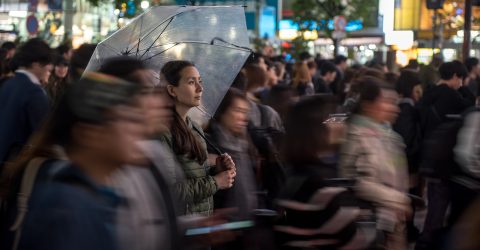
[159,60,236,216]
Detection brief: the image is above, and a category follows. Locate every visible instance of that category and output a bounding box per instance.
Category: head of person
[439,60,468,90]
[245,52,268,71]
[99,56,172,135]
[396,69,423,102]
[357,67,385,81]
[306,60,317,78]
[334,55,348,71]
[69,43,96,82]
[273,61,286,81]
[161,60,202,112]
[244,64,268,92]
[265,84,298,122]
[160,60,207,164]
[1,41,16,60]
[1,72,145,193]
[56,43,74,61]
[292,62,311,87]
[213,88,250,136]
[284,95,340,166]
[52,55,69,79]
[319,61,337,84]
[405,59,420,71]
[265,58,278,87]
[355,76,399,124]
[11,38,54,84]
[464,57,480,76]
[298,51,312,62]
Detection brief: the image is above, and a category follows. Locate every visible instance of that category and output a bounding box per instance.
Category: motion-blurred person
[265,84,298,123]
[404,59,420,72]
[275,95,376,249]
[392,69,424,242]
[339,76,410,250]
[464,57,480,97]
[314,61,337,94]
[206,88,259,250]
[243,64,283,131]
[419,54,443,90]
[291,61,314,96]
[245,52,268,72]
[68,43,96,82]
[0,38,54,168]
[332,55,348,102]
[0,48,12,86]
[159,60,236,216]
[0,72,145,250]
[45,55,69,107]
[1,41,16,60]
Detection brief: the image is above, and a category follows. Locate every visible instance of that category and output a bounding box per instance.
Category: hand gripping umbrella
[85,5,251,154]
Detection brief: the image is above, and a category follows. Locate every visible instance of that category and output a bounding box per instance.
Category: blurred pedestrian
[339,76,410,250]
[314,61,337,94]
[1,41,16,60]
[0,38,54,168]
[56,43,74,61]
[45,55,69,107]
[464,57,480,97]
[291,61,314,96]
[276,95,376,249]
[0,72,145,250]
[68,43,96,82]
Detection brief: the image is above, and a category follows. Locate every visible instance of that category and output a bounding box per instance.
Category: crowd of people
[0,37,479,250]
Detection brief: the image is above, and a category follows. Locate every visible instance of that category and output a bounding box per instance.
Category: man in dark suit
[313,61,337,94]
[0,38,54,167]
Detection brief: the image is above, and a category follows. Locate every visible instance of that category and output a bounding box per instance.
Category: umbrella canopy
[85,5,251,122]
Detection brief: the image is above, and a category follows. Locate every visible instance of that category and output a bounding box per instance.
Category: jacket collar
[16,69,41,85]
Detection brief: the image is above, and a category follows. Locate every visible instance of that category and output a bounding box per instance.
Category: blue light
[280,19,363,32]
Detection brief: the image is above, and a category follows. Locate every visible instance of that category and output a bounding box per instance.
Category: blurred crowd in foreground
[0,38,479,250]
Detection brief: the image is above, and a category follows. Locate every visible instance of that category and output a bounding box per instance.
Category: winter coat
[339,115,410,213]
[157,117,217,216]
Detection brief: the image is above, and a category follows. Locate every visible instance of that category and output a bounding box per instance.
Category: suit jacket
[0,73,50,164]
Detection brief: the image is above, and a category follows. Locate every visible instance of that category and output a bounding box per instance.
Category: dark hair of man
[99,56,147,83]
[69,43,96,82]
[161,60,207,164]
[298,51,312,61]
[284,94,338,166]
[245,52,264,66]
[306,60,316,70]
[320,61,337,76]
[464,57,479,73]
[10,38,53,69]
[334,55,347,65]
[1,41,16,51]
[439,60,468,80]
[396,69,421,98]
[56,44,72,56]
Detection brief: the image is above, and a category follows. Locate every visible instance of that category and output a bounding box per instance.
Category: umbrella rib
[135,15,144,57]
[141,40,251,58]
[142,42,179,61]
[139,16,175,60]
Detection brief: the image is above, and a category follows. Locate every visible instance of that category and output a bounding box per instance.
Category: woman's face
[364,89,400,124]
[220,98,250,136]
[55,64,69,78]
[169,66,203,108]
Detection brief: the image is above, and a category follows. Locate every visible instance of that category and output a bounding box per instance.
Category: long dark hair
[161,60,207,164]
[284,95,338,166]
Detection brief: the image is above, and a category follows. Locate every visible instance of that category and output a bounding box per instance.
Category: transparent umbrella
[85,5,251,122]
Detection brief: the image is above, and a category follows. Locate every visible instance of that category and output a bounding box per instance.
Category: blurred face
[6,49,15,59]
[102,106,147,165]
[338,61,348,72]
[168,66,203,108]
[324,71,337,84]
[30,62,53,85]
[475,64,480,76]
[267,67,278,86]
[364,89,400,124]
[138,88,173,135]
[412,84,423,102]
[220,98,250,136]
[258,57,268,72]
[54,64,68,78]
[448,75,463,90]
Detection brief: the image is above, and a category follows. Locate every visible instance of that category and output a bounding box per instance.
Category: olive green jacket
[158,117,218,216]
